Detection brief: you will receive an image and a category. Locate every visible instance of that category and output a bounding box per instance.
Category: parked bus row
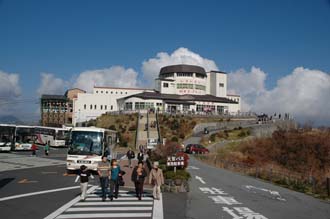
[0,124,71,152]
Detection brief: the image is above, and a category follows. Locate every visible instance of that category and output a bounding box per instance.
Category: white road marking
[75,201,153,206]
[153,192,164,219]
[244,185,286,201]
[88,193,153,197]
[66,207,153,212]
[195,175,206,184]
[222,207,243,219]
[56,213,152,218]
[85,197,153,201]
[0,185,81,202]
[187,166,200,170]
[45,186,158,219]
[43,185,98,219]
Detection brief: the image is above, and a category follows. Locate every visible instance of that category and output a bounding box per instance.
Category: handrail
[156,111,161,144]
[135,112,140,149]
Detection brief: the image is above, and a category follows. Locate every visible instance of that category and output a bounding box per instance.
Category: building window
[101,105,103,110]
[125,102,133,110]
[105,105,107,110]
[196,73,205,78]
[101,91,103,94]
[177,83,194,89]
[177,72,193,77]
[106,91,108,94]
[84,104,86,110]
[120,92,123,94]
[219,83,224,87]
[195,84,206,91]
[90,104,92,110]
[125,92,127,94]
[96,91,98,93]
[94,105,97,110]
[111,105,113,110]
[116,92,118,94]
[163,83,169,88]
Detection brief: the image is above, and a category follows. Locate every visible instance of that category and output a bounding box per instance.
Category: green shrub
[171,136,178,142]
[210,133,217,142]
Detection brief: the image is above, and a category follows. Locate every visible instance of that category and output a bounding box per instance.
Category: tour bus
[0,124,16,152]
[14,125,35,150]
[66,127,117,171]
[34,126,70,147]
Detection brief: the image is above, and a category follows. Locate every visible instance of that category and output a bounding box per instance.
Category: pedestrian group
[75,148,164,202]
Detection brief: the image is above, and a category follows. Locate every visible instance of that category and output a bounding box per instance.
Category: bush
[108,125,116,131]
[171,136,179,142]
[164,169,191,180]
[179,133,185,139]
[128,124,137,131]
[210,133,217,142]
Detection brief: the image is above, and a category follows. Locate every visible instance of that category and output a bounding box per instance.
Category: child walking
[75,165,94,201]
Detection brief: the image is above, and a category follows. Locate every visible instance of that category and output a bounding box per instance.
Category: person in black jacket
[75,165,94,201]
[126,149,135,168]
[131,161,147,200]
[137,151,144,163]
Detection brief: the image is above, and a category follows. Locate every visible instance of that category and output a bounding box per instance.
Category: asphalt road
[184,138,330,219]
[0,147,163,219]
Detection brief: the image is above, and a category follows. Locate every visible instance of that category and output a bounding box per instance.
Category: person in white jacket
[75,165,94,201]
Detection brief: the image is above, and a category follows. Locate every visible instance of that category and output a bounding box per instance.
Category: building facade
[40,95,69,127]
[40,88,85,127]
[71,64,241,126]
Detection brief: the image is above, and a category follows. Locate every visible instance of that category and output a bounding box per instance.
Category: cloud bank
[35,47,330,125]
[73,66,138,92]
[142,47,218,86]
[37,73,69,96]
[0,70,21,98]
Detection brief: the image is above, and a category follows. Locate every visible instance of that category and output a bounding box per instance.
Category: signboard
[167,156,184,167]
[147,138,158,149]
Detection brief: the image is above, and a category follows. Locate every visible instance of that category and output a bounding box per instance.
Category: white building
[73,64,241,125]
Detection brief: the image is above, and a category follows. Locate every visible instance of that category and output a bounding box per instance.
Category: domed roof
[159,64,206,77]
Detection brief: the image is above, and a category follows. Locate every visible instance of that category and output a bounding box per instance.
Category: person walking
[131,161,147,200]
[137,151,144,163]
[44,141,50,156]
[75,165,94,201]
[109,159,122,201]
[149,161,164,200]
[126,149,135,168]
[31,142,37,156]
[97,156,111,201]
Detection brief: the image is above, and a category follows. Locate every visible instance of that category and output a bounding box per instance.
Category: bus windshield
[16,127,35,144]
[56,130,67,140]
[68,131,103,155]
[0,126,15,145]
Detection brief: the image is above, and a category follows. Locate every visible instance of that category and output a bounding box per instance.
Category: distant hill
[0,115,22,124]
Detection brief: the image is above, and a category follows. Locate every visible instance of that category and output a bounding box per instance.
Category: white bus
[66,127,117,171]
[14,125,35,150]
[0,124,16,152]
[34,126,70,147]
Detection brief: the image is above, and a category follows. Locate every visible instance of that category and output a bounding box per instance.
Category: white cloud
[73,66,139,92]
[228,66,330,125]
[37,73,69,96]
[0,70,21,98]
[254,67,330,125]
[0,70,21,117]
[227,67,267,111]
[142,47,218,86]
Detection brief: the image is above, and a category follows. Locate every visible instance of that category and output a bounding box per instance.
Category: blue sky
[1,0,330,124]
